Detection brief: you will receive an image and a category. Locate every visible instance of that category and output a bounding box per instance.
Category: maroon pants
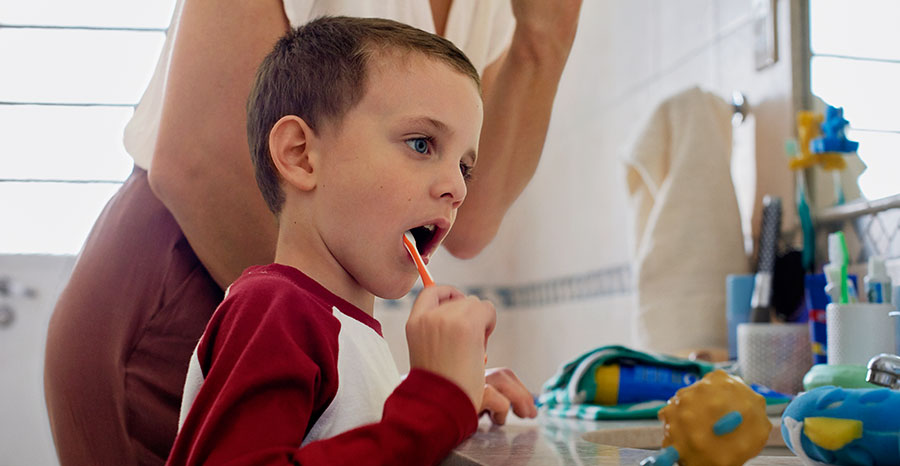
[44,167,223,466]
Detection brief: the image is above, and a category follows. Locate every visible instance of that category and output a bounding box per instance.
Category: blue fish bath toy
[781,386,900,465]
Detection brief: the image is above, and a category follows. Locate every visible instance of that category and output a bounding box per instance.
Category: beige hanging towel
[626,87,749,354]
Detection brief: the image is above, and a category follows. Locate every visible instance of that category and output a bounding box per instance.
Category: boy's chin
[373,278,419,301]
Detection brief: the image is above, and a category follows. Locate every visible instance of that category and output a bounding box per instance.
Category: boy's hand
[481,368,538,425]
[406,285,496,412]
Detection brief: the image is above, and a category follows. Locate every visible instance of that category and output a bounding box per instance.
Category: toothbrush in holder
[403,231,434,287]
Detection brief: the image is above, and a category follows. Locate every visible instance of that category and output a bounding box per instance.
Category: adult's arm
[443,0,583,259]
[148,0,289,288]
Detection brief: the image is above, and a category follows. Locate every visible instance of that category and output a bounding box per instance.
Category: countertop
[442,414,804,465]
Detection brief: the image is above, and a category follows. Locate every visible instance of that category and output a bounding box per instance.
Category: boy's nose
[433,163,467,208]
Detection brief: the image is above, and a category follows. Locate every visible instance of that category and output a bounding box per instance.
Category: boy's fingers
[436,286,466,304]
[410,285,464,314]
[428,285,465,304]
[485,368,537,418]
[480,384,510,425]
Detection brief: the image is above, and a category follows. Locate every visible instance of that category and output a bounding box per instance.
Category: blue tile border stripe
[380,263,633,309]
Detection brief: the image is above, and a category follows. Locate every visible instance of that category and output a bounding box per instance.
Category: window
[808,0,900,200]
[0,1,176,254]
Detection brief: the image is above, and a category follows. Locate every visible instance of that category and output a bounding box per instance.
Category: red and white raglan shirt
[166,264,477,465]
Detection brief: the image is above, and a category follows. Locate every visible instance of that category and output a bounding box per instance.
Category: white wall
[376,0,797,393]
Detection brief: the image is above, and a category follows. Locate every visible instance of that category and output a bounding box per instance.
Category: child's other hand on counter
[482,367,539,425]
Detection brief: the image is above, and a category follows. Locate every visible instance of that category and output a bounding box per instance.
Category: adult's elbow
[443,222,500,260]
[148,151,173,204]
[147,140,197,208]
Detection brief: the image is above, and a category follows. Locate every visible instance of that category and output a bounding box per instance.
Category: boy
[167,16,535,465]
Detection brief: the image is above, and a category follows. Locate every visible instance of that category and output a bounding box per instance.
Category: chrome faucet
[866,354,900,389]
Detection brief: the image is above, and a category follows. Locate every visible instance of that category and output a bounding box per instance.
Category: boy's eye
[405,137,430,154]
[460,162,473,182]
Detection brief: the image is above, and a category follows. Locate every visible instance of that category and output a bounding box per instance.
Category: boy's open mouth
[407,224,437,257]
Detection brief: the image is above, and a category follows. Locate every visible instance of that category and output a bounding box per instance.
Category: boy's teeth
[424,224,435,232]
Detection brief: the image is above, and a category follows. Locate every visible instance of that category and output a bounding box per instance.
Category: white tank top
[123,0,515,169]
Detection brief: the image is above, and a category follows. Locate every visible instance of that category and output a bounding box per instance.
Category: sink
[582,420,795,457]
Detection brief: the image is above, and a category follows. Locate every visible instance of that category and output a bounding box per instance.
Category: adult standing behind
[44,0,582,465]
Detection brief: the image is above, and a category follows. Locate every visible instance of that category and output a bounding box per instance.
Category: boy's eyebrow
[402,116,449,134]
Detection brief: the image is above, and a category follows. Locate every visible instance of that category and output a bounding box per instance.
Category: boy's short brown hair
[247,16,481,214]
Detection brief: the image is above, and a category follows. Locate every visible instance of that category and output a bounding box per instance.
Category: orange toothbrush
[403,231,434,287]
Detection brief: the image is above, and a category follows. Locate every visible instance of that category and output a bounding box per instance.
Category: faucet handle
[866,353,900,389]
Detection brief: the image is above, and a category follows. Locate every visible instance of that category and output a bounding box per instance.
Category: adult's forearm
[444,24,577,259]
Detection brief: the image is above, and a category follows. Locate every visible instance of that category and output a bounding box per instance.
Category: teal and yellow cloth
[537,345,715,420]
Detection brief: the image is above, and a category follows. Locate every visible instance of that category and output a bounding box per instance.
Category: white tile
[608,0,658,101]
[714,0,755,34]
[487,295,636,391]
[562,0,657,107]
[646,45,716,109]
[656,0,716,72]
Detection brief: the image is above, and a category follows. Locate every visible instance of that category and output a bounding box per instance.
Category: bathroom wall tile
[714,0,755,35]
[607,0,658,102]
[488,295,636,391]
[644,45,716,112]
[507,113,636,279]
[556,0,617,109]
[655,0,716,73]
[710,21,756,98]
[561,0,659,110]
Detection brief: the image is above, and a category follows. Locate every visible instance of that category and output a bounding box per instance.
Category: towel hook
[732,91,750,125]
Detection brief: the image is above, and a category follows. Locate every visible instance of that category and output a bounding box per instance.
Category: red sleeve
[294,369,478,466]
[167,275,477,466]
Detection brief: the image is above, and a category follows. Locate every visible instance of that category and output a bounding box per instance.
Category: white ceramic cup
[826,303,895,365]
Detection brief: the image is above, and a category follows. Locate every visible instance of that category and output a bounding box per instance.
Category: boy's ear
[269,115,317,192]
